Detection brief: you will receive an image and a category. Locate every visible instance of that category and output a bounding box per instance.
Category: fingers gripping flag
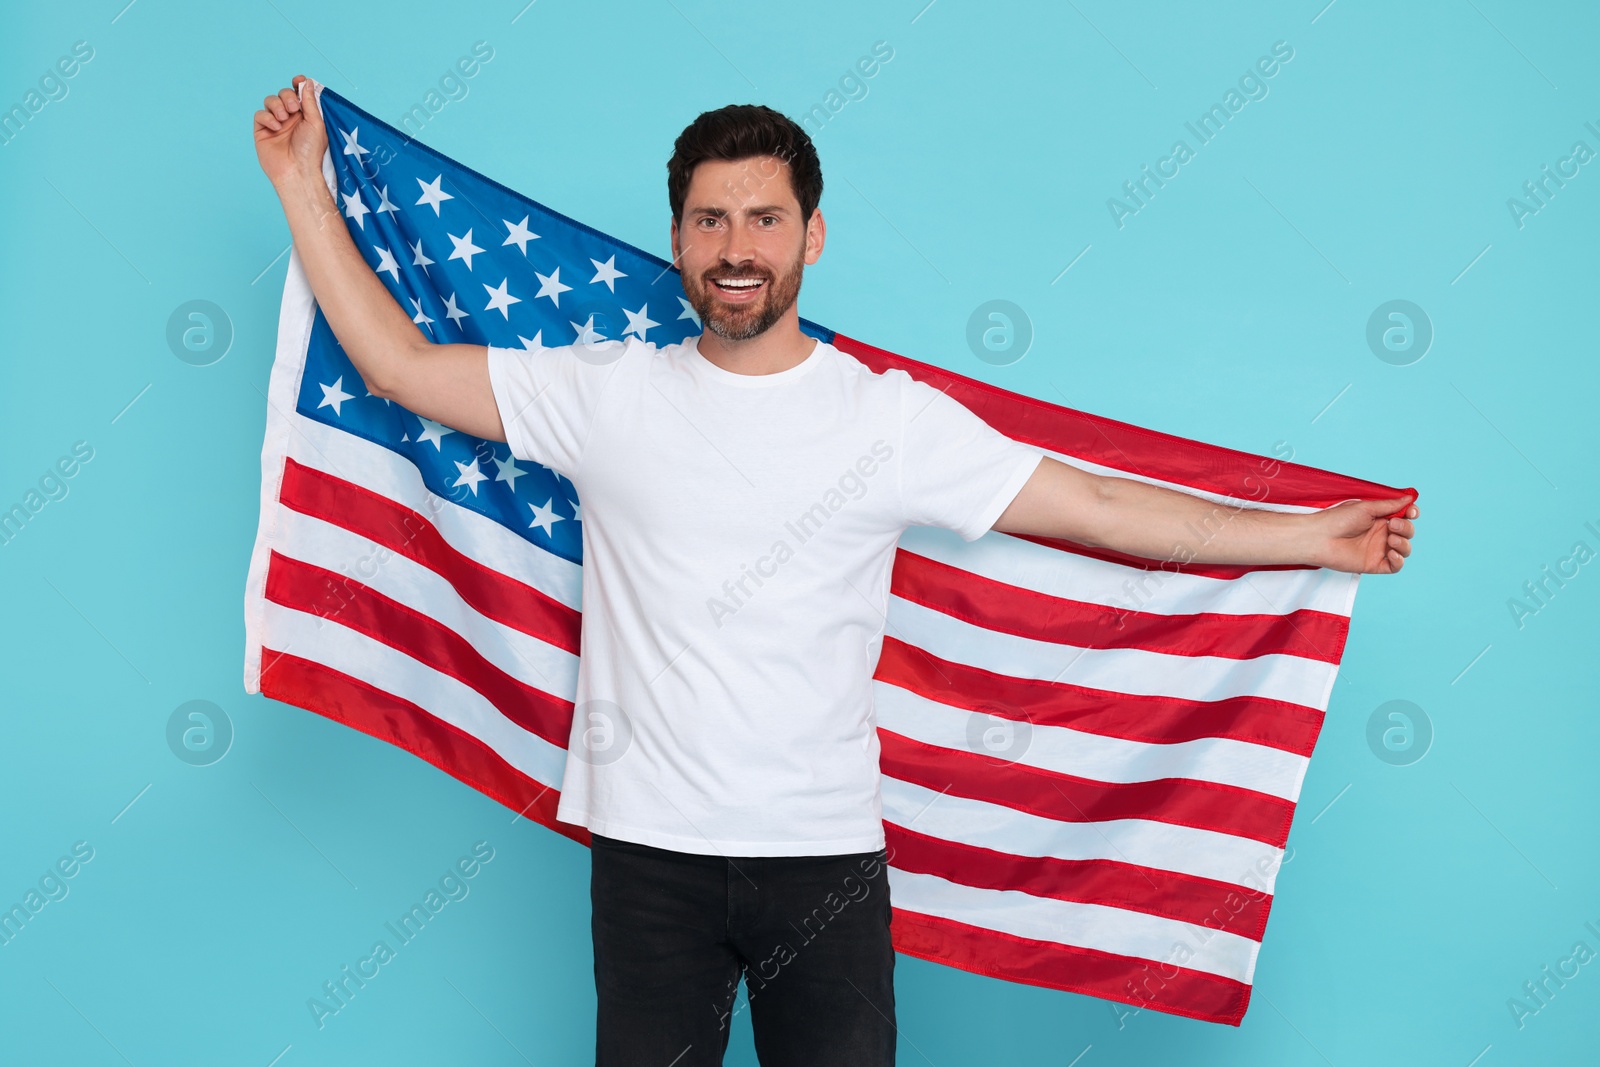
[244,85,1414,1026]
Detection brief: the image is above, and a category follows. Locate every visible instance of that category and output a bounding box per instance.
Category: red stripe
[832,330,1415,514]
[889,908,1250,1026]
[893,549,1350,664]
[885,823,1273,941]
[254,651,1251,1021]
[874,637,1325,757]
[279,457,581,654]
[257,649,587,847]
[879,730,1294,847]
[264,551,574,749]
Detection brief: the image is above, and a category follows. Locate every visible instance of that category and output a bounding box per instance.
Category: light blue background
[3,1,1596,1064]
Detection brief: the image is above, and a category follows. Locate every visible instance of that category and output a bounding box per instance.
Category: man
[254,76,1418,1066]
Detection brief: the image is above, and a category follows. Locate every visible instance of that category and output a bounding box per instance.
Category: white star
[622,303,659,340]
[503,216,539,254]
[589,255,626,292]
[415,174,454,216]
[373,245,400,279]
[517,331,544,351]
[410,297,434,329]
[452,458,489,496]
[483,278,522,319]
[534,268,572,307]
[415,417,454,450]
[442,292,469,328]
[409,238,434,270]
[677,296,701,324]
[570,314,605,345]
[375,184,398,214]
[341,188,370,230]
[493,452,527,491]
[528,498,566,536]
[339,127,369,160]
[317,376,356,416]
[447,229,485,270]
[569,498,583,525]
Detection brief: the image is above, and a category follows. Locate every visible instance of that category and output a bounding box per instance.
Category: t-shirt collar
[688,333,827,388]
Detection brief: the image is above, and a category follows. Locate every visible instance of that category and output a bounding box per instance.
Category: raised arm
[254,75,505,443]
[992,456,1419,575]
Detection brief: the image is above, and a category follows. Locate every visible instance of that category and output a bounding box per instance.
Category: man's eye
[759,216,777,226]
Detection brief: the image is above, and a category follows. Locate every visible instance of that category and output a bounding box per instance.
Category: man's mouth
[709,275,766,301]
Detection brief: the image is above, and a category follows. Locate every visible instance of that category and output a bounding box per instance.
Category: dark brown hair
[667,104,823,225]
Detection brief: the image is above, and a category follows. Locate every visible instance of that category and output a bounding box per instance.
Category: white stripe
[882,778,1284,890]
[887,868,1262,983]
[287,415,583,610]
[271,505,578,702]
[244,244,320,693]
[874,682,1307,800]
[889,595,1335,707]
[259,600,569,788]
[900,523,1359,620]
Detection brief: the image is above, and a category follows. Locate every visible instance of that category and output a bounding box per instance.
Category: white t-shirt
[486,333,1044,856]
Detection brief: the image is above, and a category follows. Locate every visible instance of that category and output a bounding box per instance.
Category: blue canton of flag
[297,87,831,564]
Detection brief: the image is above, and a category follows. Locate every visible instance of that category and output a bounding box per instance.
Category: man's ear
[670,215,679,263]
[804,208,826,265]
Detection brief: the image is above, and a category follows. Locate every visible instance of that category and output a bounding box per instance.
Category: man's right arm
[255,75,505,444]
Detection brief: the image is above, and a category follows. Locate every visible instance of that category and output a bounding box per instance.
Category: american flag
[244,86,1411,1026]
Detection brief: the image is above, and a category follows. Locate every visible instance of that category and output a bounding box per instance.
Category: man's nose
[718,220,757,267]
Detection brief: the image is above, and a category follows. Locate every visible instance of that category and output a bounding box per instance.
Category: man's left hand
[1312,495,1420,574]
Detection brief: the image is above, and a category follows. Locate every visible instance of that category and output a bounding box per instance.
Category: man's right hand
[254,75,327,187]
[251,73,508,448]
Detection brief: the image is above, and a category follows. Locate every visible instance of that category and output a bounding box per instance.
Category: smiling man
[255,78,1418,1067]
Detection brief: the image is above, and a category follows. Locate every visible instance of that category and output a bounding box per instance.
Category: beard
[682,245,805,342]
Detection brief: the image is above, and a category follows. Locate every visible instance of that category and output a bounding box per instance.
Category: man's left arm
[991,457,1420,575]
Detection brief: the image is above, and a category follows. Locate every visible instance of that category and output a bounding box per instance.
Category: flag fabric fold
[244,86,1413,1026]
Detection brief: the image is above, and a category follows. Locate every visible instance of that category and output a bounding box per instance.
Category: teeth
[714,278,762,288]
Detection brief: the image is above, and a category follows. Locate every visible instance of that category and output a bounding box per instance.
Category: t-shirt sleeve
[897,373,1045,542]
[485,338,632,478]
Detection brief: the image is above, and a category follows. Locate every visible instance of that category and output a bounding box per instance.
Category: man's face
[671,155,824,342]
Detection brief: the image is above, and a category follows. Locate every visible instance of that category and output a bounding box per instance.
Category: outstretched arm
[254,75,505,443]
[992,456,1419,574]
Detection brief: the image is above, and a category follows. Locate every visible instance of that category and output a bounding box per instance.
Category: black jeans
[589,832,897,1066]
